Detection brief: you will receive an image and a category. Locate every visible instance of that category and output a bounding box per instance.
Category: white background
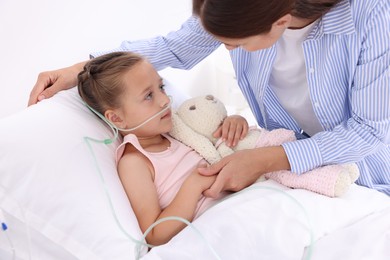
[0,0,253,122]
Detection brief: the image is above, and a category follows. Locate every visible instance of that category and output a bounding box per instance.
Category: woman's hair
[291,0,343,19]
[193,0,342,38]
[77,51,144,115]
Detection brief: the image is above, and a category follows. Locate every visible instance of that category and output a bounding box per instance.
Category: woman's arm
[199,145,290,198]
[28,61,87,105]
[118,151,215,246]
[91,16,220,71]
[29,16,220,105]
[283,1,390,173]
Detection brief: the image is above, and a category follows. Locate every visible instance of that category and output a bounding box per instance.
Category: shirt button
[314,102,320,108]
[309,68,315,73]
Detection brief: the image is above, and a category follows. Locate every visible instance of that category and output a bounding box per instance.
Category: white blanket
[142,181,390,260]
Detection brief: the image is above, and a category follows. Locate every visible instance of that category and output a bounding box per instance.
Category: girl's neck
[137,134,170,152]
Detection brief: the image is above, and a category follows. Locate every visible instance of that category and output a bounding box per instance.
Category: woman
[28,0,390,196]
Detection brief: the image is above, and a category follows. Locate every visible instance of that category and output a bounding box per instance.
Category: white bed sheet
[142,181,390,260]
[307,206,390,260]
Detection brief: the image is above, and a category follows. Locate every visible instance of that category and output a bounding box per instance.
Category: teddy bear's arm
[264,163,359,197]
[169,113,222,164]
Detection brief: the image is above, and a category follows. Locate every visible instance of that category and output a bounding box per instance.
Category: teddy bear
[169,94,360,197]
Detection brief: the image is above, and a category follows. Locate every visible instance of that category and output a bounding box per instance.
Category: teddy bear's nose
[205,95,214,101]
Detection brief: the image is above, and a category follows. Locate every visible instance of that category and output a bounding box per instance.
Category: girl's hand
[185,164,216,193]
[213,115,249,147]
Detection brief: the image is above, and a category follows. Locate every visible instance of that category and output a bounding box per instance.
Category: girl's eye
[145,84,165,100]
[145,92,153,100]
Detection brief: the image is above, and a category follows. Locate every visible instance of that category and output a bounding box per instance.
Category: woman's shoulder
[329,0,389,36]
[349,0,388,17]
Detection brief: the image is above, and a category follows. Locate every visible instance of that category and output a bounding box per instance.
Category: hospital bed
[1,84,389,260]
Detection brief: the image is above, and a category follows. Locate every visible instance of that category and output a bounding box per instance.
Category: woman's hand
[28,61,87,106]
[213,115,249,147]
[198,146,290,198]
[184,164,217,193]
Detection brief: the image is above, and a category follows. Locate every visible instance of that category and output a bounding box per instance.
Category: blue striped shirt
[92,0,390,195]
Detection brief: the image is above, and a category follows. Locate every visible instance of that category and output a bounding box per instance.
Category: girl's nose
[161,94,171,107]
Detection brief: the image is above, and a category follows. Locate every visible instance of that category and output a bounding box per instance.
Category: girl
[77,51,248,246]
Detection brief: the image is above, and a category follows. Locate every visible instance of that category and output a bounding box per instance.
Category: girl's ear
[105,110,125,128]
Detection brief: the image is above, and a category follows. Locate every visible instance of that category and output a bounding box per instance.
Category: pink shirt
[116,134,220,219]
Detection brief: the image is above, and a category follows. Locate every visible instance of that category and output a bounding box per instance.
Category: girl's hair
[192,0,342,38]
[77,51,144,115]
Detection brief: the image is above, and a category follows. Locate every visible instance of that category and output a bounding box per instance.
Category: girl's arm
[118,151,215,246]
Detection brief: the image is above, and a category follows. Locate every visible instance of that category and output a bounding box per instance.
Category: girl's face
[109,60,172,137]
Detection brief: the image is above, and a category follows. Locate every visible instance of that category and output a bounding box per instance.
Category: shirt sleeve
[283,0,390,174]
[90,16,221,71]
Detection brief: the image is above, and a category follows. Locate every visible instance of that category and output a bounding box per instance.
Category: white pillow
[0,83,188,260]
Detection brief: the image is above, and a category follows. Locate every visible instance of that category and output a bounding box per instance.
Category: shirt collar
[307,0,356,40]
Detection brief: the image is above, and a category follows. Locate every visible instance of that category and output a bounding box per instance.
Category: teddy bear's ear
[169,113,222,164]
